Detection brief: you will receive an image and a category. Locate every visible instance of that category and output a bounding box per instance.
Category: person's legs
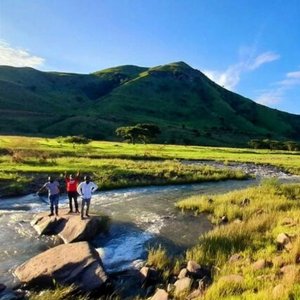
[73,193,79,213]
[49,195,54,216]
[85,198,91,217]
[68,192,73,213]
[53,194,59,216]
[81,198,86,219]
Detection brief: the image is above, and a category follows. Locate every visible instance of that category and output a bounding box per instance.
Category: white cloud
[247,51,280,70]
[256,89,283,105]
[203,51,279,91]
[203,64,243,90]
[0,41,44,68]
[256,69,300,106]
[286,71,300,79]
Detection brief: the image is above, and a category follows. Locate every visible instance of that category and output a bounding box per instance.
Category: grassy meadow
[173,180,300,299]
[0,135,299,197]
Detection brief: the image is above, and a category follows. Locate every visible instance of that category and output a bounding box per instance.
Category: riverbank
[173,180,300,299]
[1,135,299,198]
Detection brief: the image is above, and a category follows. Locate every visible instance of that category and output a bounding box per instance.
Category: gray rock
[174,277,192,296]
[187,260,201,274]
[31,209,109,243]
[150,288,168,300]
[186,260,210,279]
[14,241,107,291]
[229,253,243,263]
[276,233,291,248]
[252,259,272,270]
[178,268,188,279]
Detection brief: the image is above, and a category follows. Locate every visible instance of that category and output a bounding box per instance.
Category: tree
[116,123,161,144]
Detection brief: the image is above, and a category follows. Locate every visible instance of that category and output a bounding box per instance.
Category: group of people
[37,172,98,220]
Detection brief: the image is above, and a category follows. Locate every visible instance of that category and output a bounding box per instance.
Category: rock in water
[31,209,109,243]
[14,241,107,291]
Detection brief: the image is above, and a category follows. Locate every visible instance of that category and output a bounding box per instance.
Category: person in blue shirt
[37,176,60,216]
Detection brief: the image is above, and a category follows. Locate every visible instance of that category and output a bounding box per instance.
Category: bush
[248,139,300,151]
[63,135,91,144]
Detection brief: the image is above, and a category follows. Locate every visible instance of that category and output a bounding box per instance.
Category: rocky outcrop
[174,277,192,296]
[252,259,272,271]
[150,288,169,300]
[31,209,109,243]
[276,233,292,250]
[14,241,107,291]
[186,260,210,279]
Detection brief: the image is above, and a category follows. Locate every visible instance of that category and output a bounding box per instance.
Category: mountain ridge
[0,61,299,146]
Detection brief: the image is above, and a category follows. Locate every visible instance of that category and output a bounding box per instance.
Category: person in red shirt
[65,171,80,213]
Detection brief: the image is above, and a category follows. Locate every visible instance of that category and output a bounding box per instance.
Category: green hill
[0,62,299,146]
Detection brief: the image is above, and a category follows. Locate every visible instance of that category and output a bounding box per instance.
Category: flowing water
[0,163,299,288]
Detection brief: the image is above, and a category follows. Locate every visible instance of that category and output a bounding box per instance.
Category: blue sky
[0,0,299,114]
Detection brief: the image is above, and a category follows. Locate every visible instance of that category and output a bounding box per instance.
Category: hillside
[0,62,299,146]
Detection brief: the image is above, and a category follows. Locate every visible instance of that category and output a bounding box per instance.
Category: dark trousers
[49,194,59,215]
[68,191,79,212]
[81,198,91,217]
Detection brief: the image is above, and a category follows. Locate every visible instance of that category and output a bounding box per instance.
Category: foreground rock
[151,288,169,300]
[14,241,107,291]
[31,209,109,243]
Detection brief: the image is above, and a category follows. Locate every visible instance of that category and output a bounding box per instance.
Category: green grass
[0,136,250,197]
[175,181,300,299]
[1,135,300,197]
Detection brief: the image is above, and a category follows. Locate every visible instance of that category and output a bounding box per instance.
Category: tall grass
[176,182,300,299]
[0,136,251,197]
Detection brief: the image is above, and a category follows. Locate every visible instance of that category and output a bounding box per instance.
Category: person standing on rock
[77,175,98,220]
[37,176,60,217]
[64,171,80,214]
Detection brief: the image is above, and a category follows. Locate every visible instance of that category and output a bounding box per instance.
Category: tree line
[248,139,300,151]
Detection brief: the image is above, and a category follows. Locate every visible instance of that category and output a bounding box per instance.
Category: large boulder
[14,241,107,291]
[31,209,109,243]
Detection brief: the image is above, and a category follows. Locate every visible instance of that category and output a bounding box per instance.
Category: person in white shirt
[77,175,98,219]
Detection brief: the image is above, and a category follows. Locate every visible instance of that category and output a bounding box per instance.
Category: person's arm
[91,182,98,192]
[76,171,80,180]
[37,183,47,194]
[64,171,68,182]
[77,183,82,196]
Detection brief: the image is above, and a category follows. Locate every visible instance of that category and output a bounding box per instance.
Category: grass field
[0,135,299,197]
[174,180,300,299]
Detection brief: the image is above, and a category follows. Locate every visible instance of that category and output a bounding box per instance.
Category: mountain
[0,62,299,146]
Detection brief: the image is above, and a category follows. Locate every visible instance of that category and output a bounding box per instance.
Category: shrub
[63,135,91,144]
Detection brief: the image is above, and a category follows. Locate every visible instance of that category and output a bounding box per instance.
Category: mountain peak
[168,61,192,68]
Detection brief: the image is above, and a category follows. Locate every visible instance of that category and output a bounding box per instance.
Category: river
[0,162,299,288]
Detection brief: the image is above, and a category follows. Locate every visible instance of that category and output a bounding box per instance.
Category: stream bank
[0,162,299,298]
